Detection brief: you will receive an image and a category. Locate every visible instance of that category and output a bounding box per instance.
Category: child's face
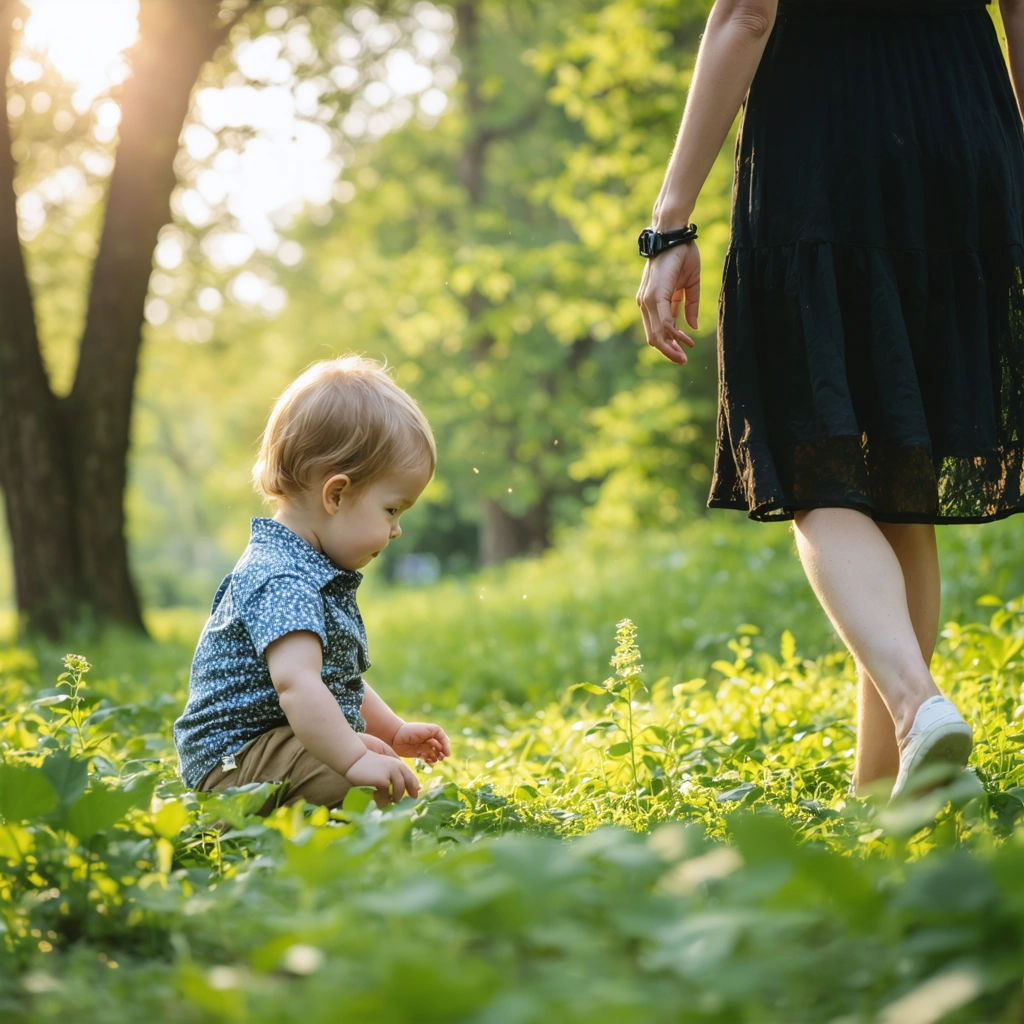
[320,463,432,571]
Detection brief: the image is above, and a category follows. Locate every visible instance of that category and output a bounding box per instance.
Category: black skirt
[708,0,1024,524]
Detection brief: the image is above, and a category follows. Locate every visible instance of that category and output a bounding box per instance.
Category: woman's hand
[636,240,701,365]
[390,722,451,764]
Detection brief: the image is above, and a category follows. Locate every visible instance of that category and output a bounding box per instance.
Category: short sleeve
[238,573,327,657]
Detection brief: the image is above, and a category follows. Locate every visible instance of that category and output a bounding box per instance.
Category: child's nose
[391,523,402,539]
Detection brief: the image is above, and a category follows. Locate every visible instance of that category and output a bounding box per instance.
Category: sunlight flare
[21,0,139,106]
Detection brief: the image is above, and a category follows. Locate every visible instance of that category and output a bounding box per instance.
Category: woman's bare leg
[792,509,941,779]
[854,522,941,789]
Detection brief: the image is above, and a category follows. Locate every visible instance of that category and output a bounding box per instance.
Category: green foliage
[569,381,716,529]
[4,522,1024,1019]
[0,0,742,610]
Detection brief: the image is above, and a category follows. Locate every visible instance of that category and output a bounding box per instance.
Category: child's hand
[359,733,400,758]
[391,722,452,764]
[344,749,420,806]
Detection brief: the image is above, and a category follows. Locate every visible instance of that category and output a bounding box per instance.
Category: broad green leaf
[0,762,59,822]
[0,822,34,860]
[607,741,632,757]
[197,782,276,829]
[154,800,191,839]
[570,682,608,696]
[412,797,464,831]
[715,783,762,804]
[63,774,158,839]
[341,786,376,814]
[40,750,89,812]
[31,694,69,708]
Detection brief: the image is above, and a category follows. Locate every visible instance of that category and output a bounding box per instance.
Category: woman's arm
[638,0,779,363]
[654,0,779,230]
[1001,0,1024,122]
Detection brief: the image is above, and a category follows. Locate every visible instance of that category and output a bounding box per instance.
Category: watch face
[638,228,656,257]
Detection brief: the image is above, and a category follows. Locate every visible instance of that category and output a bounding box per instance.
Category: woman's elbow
[719,0,778,37]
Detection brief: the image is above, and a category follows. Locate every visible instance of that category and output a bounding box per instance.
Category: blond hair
[253,355,436,503]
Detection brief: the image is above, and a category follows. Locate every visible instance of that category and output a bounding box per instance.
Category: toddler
[173,355,450,812]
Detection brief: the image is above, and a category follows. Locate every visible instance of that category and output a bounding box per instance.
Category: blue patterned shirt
[173,517,370,788]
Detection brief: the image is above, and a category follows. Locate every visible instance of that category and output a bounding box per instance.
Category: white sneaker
[890,695,973,801]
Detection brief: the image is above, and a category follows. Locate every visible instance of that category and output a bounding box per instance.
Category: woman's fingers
[682,262,701,331]
[636,244,702,363]
[642,290,687,364]
[638,245,699,364]
[655,291,694,348]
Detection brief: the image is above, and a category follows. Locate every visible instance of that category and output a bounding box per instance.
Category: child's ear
[321,473,351,515]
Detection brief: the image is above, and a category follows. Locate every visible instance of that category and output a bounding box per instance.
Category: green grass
[5,515,1024,1021]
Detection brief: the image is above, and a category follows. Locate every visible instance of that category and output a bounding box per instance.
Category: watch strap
[638,224,698,259]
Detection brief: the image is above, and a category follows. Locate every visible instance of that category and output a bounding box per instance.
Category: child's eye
[386,508,399,516]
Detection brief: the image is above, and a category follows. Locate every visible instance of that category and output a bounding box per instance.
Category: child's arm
[265,631,420,803]
[362,682,452,765]
[360,682,404,745]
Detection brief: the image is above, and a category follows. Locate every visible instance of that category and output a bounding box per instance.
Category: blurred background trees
[0,0,742,631]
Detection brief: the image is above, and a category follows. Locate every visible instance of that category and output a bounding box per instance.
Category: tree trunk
[0,0,234,636]
[0,0,81,636]
[65,0,225,630]
[479,497,551,567]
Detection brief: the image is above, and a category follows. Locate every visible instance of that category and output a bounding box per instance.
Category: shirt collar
[249,517,364,591]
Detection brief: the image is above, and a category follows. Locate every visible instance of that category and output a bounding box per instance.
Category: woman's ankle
[891,682,943,743]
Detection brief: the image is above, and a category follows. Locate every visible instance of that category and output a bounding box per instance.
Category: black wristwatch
[638,223,698,259]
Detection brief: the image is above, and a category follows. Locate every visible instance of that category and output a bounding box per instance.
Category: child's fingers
[400,762,420,799]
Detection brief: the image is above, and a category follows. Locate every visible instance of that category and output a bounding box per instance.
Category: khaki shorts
[198,725,352,814]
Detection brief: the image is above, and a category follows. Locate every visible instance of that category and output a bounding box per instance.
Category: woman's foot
[890,696,972,801]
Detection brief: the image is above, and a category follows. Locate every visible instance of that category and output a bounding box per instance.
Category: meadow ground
[4,515,1024,1021]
